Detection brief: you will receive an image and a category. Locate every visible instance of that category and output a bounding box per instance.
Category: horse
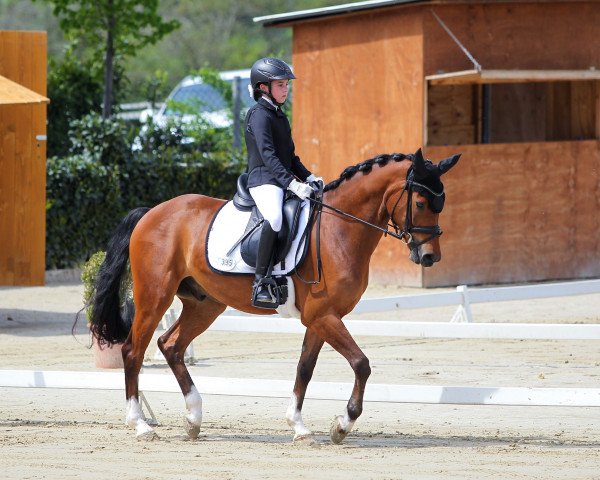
[90,148,460,443]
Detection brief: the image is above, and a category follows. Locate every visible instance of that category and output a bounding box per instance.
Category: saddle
[232,173,304,270]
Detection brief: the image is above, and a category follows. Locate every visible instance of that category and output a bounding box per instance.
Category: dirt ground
[1,279,599,480]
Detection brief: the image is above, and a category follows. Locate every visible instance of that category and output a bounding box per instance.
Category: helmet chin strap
[265,83,284,107]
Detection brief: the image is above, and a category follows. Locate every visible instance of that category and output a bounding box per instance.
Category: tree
[36,0,179,117]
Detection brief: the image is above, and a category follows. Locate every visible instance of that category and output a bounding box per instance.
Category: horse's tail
[90,207,150,345]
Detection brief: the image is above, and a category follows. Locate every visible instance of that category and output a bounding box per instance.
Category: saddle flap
[240,196,303,268]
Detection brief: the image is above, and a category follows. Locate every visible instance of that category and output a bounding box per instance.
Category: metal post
[232,76,241,149]
[482,84,491,144]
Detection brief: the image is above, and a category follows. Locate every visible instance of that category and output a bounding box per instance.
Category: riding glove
[288,179,313,200]
[307,174,324,191]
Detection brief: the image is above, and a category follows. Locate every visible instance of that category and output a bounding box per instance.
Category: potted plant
[81,251,131,368]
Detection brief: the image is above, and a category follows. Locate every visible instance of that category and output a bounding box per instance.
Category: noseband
[388,178,444,251]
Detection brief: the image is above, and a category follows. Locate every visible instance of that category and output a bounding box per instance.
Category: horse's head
[389,148,460,267]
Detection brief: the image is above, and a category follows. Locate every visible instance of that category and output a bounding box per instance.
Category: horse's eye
[416,201,425,209]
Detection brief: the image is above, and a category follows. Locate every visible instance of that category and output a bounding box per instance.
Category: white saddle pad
[207,200,311,276]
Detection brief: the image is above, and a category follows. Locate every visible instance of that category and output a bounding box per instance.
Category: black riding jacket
[245,97,311,189]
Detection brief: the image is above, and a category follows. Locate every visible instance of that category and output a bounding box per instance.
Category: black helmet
[250,57,295,102]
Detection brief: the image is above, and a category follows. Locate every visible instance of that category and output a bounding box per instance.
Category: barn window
[425,70,600,146]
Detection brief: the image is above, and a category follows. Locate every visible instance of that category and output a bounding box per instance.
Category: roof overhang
[0,75,49,105]
[254,0,423,27]
[426,69,600,85]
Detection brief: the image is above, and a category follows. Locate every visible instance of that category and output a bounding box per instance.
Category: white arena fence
[1,279,599,409]
[165,279,600,344]
[2,369,600,407]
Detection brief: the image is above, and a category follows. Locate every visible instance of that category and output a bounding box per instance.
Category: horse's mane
[324,153,412,192]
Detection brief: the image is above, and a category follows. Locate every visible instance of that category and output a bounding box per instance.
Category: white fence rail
[3,369,600,407]
[166,279,600,342]
[2,279,599,411]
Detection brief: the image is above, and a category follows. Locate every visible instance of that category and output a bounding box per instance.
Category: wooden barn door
[0,31,48,285]
[0,103,47,285]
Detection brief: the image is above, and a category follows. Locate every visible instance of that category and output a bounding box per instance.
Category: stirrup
[252,277,279,309]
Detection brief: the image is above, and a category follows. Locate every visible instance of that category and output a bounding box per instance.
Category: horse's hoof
[330,415,348,444]
[293,434,318,447]
[136,429,159,441]
[183,415,201,439]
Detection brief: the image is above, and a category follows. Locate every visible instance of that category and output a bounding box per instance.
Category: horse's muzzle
[409,246,440,267]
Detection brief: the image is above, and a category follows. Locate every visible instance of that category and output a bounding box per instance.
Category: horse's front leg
[286,328,324,441]
[310,313,371,444]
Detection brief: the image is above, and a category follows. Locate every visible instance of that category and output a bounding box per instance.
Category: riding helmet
[250,57,295,101]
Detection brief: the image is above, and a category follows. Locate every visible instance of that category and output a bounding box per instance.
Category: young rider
[245,57,322,308]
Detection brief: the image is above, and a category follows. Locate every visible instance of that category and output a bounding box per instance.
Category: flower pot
[92,334,124,369]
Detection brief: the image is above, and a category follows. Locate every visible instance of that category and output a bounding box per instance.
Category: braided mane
[324,153,412,192]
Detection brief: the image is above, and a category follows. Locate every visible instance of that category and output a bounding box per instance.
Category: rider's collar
[261,95,278,110]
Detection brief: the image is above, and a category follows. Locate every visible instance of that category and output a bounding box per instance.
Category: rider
[245,57,322,308]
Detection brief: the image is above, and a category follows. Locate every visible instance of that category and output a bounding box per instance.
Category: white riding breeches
[249,184,284,232]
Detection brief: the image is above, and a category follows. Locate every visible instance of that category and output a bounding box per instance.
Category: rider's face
[262,80,289,104]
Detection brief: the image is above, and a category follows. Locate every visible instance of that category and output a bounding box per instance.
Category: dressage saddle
[232,173,304,270]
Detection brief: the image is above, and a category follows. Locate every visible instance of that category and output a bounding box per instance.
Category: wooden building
[256,0,600,287]
[0,31,49,285]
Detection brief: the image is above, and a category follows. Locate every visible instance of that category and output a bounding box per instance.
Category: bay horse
[90,148,460,443]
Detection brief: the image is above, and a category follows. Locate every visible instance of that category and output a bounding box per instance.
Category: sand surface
[1,280,599,479]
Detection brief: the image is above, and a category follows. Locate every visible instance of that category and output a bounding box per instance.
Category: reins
[294,177,444,285]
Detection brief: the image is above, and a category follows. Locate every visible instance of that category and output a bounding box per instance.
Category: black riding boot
[252,221,278,308]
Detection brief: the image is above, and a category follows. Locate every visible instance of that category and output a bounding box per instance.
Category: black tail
[90,207,150,345]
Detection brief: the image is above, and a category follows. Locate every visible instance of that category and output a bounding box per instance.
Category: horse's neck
[323,161,408,255]
[325,161,407,227]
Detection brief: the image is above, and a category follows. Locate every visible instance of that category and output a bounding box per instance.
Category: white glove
[306,174,323,185]
[288,179,313,200]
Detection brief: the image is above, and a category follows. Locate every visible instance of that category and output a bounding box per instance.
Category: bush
[47,51,103,158]
[46,114,246,269]
[68,113,134,166]
[81,251,132,325]
[46,156,122,269]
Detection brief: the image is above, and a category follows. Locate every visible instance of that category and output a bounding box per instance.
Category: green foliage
[81,250,132,324]
[81,251,106,323]
[47,50,104,158]
[46,155,122,269]
[36,0,180,61]
[46,112,245,269]
[68,113,134,166]
[35,0,180,115]
[141,69,171,108]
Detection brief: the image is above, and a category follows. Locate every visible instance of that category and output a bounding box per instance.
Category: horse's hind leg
[309,314,371,444]
[286,328,324,441]
[123,280,177,440]
[157,296,226,439]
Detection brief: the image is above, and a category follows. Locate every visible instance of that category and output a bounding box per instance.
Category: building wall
[292,7,427,285]
[423,2,600,74]
[288,2,600,287]
[421,141,600,287]
[0,31,47,285]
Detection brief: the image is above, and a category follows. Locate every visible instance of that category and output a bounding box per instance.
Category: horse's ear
[437,153,461,175]
[412,148,428,179]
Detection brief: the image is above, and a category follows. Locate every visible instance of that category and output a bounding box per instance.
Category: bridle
[388,176,444,250]
[309,175,444,248]
[298,175,444,284]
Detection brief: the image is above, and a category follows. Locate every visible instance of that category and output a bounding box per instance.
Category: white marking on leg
[185,385,203,427]
[286,394,312,439]
[126,397,154,437]
[338,408,355,433]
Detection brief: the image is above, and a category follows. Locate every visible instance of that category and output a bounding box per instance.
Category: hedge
[46,114,245,269]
